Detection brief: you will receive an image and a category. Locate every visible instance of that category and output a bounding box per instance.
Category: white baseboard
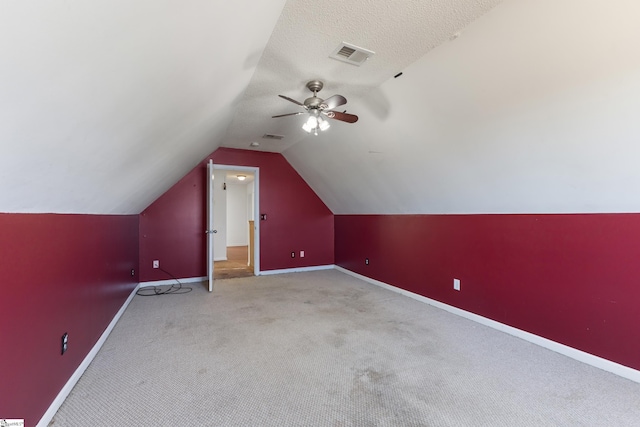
[139,276,207,287]
[37,283,141,427]
[334,266,640,384]
[259,264,335,276]
[214,257,227,262]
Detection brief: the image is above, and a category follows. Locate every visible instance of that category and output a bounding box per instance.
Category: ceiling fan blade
[320,95,347,110]
[325,110,359,123]
[278,94,306,107]
[272,112,306,118]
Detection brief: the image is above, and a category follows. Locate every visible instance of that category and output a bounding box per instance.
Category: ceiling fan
[272,80,358,135]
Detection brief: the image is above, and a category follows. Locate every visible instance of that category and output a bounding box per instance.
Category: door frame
[206,160,214,292]
[212,163,260,276]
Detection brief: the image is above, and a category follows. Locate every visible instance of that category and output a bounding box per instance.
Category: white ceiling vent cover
[330,42,375,66]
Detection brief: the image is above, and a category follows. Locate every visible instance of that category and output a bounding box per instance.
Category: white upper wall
[284,0,640,214]
[0,0,286,214]
[227,183,249,247]
[2,0,639,216]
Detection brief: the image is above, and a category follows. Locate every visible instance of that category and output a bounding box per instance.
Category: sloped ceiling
[0,0,287,214]
[283,0,640,214]
[222,0,503,151]
[2,0,640,215]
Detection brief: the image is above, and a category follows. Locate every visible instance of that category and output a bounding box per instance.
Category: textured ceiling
[222,0,503,152]
[283,0,640,214]
[2,0,640,215]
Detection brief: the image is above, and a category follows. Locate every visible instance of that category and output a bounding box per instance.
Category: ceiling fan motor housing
[304,80,324,109]
[306,80,324,93]
[304,97,323,109]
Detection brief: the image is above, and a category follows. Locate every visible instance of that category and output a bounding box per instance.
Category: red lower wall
[0,213,139,427]
[139,148,334,282]
[335,214,640,371]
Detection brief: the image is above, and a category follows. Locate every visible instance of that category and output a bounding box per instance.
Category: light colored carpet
[49,270,640,426]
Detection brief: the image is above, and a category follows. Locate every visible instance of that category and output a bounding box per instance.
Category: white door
[206,160,215,292]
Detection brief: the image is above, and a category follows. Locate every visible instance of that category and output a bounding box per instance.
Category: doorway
[211,165,259,280]
[214,246,253,279]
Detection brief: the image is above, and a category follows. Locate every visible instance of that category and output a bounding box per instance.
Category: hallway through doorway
[214,246,253,279]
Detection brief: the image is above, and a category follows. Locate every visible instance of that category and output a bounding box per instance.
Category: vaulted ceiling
[2,0,639,215]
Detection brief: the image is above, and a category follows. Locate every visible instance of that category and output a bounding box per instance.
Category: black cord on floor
[137,267,193,296]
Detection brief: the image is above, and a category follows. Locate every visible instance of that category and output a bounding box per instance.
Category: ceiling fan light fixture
[302,110,330,135]
[302,120,313,133]
[302,114,318,133]
[318,116,330,131]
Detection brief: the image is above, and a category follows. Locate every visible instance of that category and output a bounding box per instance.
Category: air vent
[262,134,284,140]
[329,42,375,66]
[336,46,356,58]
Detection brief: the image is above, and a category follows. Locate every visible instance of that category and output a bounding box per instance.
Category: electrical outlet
[61,332,68,355]
[291,251,295,258]
[453,278,461,291]
[365,258,369,265]
[153,260,159,269]
[300,250,305,258]
[130,269,135,276]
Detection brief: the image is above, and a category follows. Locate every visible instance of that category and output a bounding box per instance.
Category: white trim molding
[139,276,207,288]
[334,266,640,385]
[37,283,141,427]
[259,264,335,276]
